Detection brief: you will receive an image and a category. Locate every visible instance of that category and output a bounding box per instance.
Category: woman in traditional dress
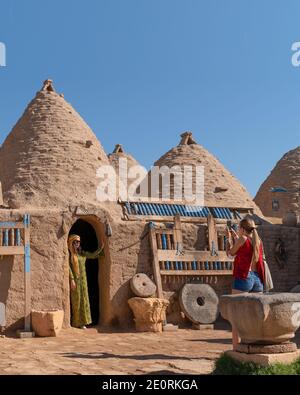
[68,234,105,329]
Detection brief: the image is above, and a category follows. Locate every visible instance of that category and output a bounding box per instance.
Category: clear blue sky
[0,0,299,197]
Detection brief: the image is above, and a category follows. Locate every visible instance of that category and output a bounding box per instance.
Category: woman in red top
[226,217,265,349]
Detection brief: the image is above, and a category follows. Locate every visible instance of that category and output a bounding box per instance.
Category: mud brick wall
[258,225,300,291]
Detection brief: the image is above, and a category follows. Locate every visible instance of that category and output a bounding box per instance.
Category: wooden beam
[157,250,233,262]
[160,270,232,276]
[23,214,31,332]
[0,246,24,255]
[173,214,183,248]
[125,215,239,225]
[207,214,218,255]
[0,222,24,229]
[149,228,163,298]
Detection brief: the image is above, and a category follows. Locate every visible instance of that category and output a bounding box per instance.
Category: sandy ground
[0,323,233,375]
[0,324,299,375]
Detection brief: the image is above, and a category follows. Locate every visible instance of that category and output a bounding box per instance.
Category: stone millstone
[179,284,219,324]
[130,273,157,298]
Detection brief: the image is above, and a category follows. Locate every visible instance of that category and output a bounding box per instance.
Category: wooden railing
[149,214,234,298]
[0,215,31,332]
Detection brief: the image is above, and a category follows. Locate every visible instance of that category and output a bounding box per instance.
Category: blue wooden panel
[16,229,21,246]
[179,261,183,270]
[205,261,209,270]
[166,204,174,216]
[141,203,149,215]
[159,204,166,216]
[215,208,222,218]
[136,203,143,215]
[186,205,194,217]
[154,204,162,216]
[4,230,8,246]
[24,214,30,228]
[125,202,132,215]
[25,244,30,273]
[161,234,167,250]
[192,261,197,270]
[235,210,242,219]
[165,261,170,270]
[203,207,210,216]
[172,205,179,215]
[160,204,168,216]
[169,205,175,216]
[175,261,179,270]
[218,208,226,218]
[149,204,157,215]
[143,203,151,215]
[0,221,17,227]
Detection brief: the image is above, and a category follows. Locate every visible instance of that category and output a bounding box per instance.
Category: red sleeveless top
[233,238,265,282]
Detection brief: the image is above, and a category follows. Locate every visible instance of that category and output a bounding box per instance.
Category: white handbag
[262,244,274,292]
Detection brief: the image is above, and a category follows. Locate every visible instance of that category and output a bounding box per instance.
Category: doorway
[69,219,100,326]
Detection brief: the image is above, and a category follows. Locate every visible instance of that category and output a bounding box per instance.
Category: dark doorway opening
[69,219,99,326]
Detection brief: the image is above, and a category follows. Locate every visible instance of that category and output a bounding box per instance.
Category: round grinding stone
[130,273,157,298]
[179,283,219,324]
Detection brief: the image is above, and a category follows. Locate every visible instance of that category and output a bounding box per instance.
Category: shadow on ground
[61,352,209,361]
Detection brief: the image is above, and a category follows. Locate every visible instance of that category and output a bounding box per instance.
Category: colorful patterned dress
[69,247,104,328]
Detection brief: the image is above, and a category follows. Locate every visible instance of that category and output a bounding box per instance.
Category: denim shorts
[233,271,263,292]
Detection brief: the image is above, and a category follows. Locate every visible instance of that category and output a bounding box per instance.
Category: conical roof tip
[113,144,124,154]
[179,131,197,146]
[41,79,55,93]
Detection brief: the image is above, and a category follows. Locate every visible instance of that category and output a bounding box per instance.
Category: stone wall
[259,225,300,291]
[1,210,234,331]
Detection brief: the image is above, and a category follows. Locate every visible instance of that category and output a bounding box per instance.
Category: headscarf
[68,234,81,278]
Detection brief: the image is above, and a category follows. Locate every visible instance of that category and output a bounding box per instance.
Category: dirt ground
[0,323,299,375]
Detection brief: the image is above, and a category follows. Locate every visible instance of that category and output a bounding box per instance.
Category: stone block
[192,323,214,330]
[31,309,64,337]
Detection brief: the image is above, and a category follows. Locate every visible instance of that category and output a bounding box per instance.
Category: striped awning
[123,202,242,219]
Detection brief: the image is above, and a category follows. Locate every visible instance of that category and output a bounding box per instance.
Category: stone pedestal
[220,293,300,366]
[226,350,300,367]
[31,309,64,337]
[128,297,169,333]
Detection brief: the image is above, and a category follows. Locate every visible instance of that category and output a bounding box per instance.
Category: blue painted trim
[4,230,8,246]
[0,222,17,227]
[161,234,167,250]
[16,229,21,246]
[125,202,132,215]
[25,244,30,273]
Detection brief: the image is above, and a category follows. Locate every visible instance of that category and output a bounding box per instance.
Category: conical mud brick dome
[108,144,143,199]
[151,131,262,212]
[254,146,300,218]
[0,80,110,209]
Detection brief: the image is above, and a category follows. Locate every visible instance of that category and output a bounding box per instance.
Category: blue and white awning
[123,202,242,219]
